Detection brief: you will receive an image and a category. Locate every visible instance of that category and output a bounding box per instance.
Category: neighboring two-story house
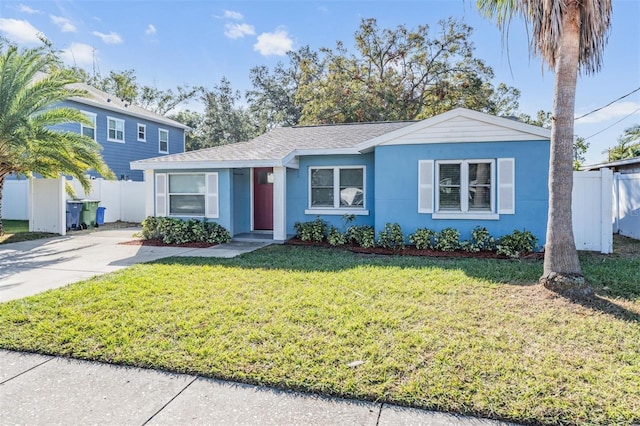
[54,82,190,181]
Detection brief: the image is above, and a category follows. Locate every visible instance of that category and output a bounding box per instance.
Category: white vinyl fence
[572,169,613,253]
[2,180,29,220]
[613,172,640,240]
[2,177,146,228]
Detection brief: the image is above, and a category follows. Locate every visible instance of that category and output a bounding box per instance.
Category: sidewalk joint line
[0,355,54,385]
[140,374,199,426]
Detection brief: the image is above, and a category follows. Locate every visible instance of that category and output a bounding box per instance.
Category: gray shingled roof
[66,82,191,130]
[134,121,415,166]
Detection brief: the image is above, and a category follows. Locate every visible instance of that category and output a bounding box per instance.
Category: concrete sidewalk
[0,350,513,426]
[0,228,269,302]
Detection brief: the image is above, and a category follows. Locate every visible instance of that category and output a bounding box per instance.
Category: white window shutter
[497,158,515,214]
[155,173,167,217]
[205,172,219,218]
[418,160,434,213]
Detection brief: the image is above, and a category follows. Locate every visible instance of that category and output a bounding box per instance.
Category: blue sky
[1,0,638,164]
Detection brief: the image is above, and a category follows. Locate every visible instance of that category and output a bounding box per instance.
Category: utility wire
[583,107,640,140]
[575,87,640,120]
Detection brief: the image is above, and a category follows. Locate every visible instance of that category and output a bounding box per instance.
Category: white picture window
[80,111,96,141]
[107,117,125,142]
[309,166,365,210]
[137,124,146,142]
[436,160,494,213]
[159,128,169,153]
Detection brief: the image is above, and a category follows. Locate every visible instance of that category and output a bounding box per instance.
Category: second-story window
[159,129,169,153]
[80,111,96,141]
[107,117,125,143]
[137,124,146,142]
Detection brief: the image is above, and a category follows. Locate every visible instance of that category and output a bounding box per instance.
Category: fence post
[600,168,613,254]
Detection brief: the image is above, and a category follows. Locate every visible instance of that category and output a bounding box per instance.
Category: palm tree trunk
[539,1,592,297]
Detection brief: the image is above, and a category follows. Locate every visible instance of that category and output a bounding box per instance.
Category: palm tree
[478,0,611,296]
[0,42,114,236]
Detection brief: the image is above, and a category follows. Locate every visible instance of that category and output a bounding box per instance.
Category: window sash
[167,173,209,216]
[309,166,365,209]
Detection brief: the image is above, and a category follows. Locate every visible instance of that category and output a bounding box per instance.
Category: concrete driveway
[0,228,269,303]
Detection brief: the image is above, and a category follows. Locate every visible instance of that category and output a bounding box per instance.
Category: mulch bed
[119,239,217,248]
[286,237,544,260]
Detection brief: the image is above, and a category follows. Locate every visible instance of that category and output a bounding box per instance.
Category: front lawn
[0,243,638,425]
[0,220,57,244]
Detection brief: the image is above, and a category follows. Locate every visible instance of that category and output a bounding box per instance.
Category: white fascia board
[281,148,362,169]
[355,108,551,151]
[130,159,282,171]
[69,98,192,131]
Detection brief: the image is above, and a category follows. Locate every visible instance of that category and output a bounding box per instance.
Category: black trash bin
[66,201,83,230]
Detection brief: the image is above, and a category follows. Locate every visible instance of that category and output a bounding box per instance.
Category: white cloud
[145,24,156,35]
[224,23,255,39]
[575,101,640,124]
[0,18,44,44]
[224,10,243,20]
[92,31,123,44]
[50,15,77,33]
[254,29,293,56]
[19,4,41,14]
[60,42,95,66]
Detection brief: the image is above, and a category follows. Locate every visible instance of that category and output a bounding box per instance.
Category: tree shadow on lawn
[152,244,640,323]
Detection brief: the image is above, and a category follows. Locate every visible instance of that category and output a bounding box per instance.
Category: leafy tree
[246,46,317,131]
[200,78,258,147]
[293,18,520,124]
[607,124,640,161]
[169,110,204,151]
[0,42,114,235]
[479,0,612,295]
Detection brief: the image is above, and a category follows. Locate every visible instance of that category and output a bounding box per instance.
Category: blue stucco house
[131,108,551,246]
[54,81,190,181]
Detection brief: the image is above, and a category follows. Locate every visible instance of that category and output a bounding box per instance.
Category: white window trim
[433,159,497,220]
[306,165,368,215]
[107,116,125,143]
[159,128,169,154]
[165,172,219,218]
[137,123,146,142]
[80,111,97,141]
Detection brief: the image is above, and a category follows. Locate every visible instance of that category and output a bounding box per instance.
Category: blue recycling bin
[96,206,106,226]
[66,201,83,230]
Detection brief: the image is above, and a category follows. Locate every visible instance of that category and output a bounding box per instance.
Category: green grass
[0,243,639,425]
[0,220,57,244]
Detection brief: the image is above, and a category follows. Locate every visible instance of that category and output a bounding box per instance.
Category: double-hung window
[159,129,169,153]
[155,172,219,218]
[137,124,146,142]
[418,158,514,219]
[107,117,125,142]
[436,160,494,213]
[80,111,96,140]
[306,166,367,214]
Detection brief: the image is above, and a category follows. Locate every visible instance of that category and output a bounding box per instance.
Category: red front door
[253,168,274,230]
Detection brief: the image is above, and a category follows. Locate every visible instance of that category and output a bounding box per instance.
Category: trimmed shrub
[377,222,405,250]
[138,216,231,245]
[327,225,347,246]
[294,217,327,242]
[462,226,496,252]
[435,228,461,252]
[496,229,538,258]
[409,228,437,250]
[346,225,376,248]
